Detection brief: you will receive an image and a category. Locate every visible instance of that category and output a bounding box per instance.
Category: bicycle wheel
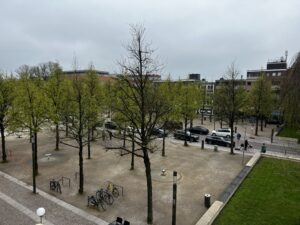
[56,183,62,193]
[50,181,55,190]
[98,199,107,211]
[112,187,119,198]
[103,191,114,205]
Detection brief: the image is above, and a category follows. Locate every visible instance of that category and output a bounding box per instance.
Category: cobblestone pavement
[0,171,108,225]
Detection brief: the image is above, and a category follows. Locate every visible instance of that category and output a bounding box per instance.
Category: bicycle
[87,195,106,211]
[49,180,61,193]
[96,188,114,205]
[106,182,119,198]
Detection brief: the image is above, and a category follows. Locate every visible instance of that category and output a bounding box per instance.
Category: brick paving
[0,171,108,225]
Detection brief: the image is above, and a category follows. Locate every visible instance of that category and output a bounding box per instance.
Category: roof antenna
[285,50,288,62]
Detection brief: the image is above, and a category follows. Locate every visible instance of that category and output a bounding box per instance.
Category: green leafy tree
[11,67,50,174]
[44,63,66,150]
[175,82,202,146]
[62,74,91,194]
[84,65,103,159]
[0,73,15,162]
[249,73,272,135]
[157,78,176,156]
[213,86,227,128]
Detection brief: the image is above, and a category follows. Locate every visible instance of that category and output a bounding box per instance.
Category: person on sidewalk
[244,139,249,151]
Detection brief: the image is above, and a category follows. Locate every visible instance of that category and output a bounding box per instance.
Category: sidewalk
[0,171,108,225]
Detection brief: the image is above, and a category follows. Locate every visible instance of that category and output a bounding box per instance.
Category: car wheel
[212,133,216,136]
[226,135,230,138]
[227,143,230,147]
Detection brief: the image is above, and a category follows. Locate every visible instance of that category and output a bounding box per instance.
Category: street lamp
[32,135,36,193]
[36,207,45,224]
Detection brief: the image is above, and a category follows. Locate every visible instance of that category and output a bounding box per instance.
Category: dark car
[162,121,183,130]
[205,135,235,147]
[188,126,209,135]
[174,130,199,142]
[104,121,117,130]
[151,128,168,137]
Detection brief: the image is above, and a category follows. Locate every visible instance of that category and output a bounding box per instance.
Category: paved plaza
[1,120,298,225]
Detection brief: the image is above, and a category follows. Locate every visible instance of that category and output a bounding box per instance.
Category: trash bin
[261,144,266,153]
[214,145,218,152]
[204,193,211,208]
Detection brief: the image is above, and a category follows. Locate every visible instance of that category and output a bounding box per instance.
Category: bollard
[201,140,204,149]
[204,193,211,208]
[271,129,274,143]
[214,145,218,152]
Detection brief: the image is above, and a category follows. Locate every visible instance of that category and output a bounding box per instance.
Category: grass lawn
[277,127,300,141]
[213,157,300,225]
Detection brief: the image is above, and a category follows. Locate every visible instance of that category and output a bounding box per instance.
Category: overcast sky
[0,0,299,80]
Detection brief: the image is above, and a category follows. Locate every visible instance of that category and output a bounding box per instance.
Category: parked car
[162,121,183,130]
[205,135,235,147]
[150,128,168,137]
[211,128,232,138]
[104,121,117,130]
[188,126,209,135]
[173,130,199,142]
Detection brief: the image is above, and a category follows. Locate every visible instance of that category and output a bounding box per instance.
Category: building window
[267,73,270,76]
[272,72,276,76]
[247,82,251,86]
[278,72,281,76]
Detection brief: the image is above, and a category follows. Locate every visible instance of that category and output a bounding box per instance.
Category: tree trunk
[0,123,7,162]
[255,116,259,136]
[190,119,193,128]
[184,117,188,146]
[260,117,263,132]
[201,113,204,125]
[34,132,38,175]
[265,119,267,128]
[55,123,59,150]
[78,138,84,194]
[87,128,91,159]
[143,149,153,224]
[220,118,223,128]
[123,129,126,148]
[65,118,69,137]
[162,128,166,157]
[130,132,135,170]
[91,127,95,141]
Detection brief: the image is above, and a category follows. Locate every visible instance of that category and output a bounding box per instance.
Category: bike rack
[60,176,71,187]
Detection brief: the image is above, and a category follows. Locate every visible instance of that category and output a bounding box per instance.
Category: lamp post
[32,135,36,194]
[172,171,177,225]
[36,207,45,224]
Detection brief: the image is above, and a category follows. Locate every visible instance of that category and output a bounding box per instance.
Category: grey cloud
[0,0,300,79]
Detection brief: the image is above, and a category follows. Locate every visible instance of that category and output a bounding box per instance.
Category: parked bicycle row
[87,181,123,211]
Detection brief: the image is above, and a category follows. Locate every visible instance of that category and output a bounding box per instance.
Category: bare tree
[218,63,246,154]
[282,52,300,134]
[109,25,168,224]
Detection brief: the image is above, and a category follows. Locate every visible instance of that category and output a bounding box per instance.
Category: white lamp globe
[36,207,45,217]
